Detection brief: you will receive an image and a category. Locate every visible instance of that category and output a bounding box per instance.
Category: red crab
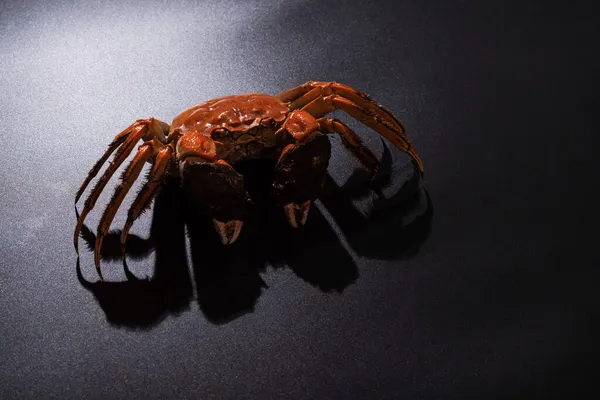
[74,81,424,278]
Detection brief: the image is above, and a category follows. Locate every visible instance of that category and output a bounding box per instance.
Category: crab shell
[171,94,295,165]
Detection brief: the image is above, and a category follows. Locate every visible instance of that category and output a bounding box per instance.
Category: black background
[1,0,598,398]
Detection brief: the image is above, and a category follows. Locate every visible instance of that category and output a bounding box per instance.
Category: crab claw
[212,219,244,245]
[273,134,330,230]
[283,201,312,228]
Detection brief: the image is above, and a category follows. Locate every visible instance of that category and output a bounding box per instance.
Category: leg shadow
[76,142,432,327]
[76,176,193,330]
[320,141,434,260]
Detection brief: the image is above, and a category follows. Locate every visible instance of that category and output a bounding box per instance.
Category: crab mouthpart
[283,201,312,228]
[212,219,244,245]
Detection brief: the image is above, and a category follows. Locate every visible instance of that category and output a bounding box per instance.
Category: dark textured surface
[1,0,598,398]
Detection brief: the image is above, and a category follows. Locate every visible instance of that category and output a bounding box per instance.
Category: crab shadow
[77,145,433,328]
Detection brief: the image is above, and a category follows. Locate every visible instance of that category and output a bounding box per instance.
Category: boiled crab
[74,81,424,278]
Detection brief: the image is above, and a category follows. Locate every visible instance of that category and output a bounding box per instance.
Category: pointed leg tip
[95,261,104,281]
[74,228,80,249]
[94,249,103,280]
[92,263,104,281]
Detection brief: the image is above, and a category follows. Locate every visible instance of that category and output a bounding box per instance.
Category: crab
[74,81,424,279]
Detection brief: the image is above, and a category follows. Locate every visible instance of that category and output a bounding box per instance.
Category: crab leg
[278,81,422,174]
[276,82,315,103]
[316,118,380,179]
[301,94,424,174]
[278,81,407,135]
[75,127,131,204]
[93,140,160,278]
[120,145,173,254]
[74,119,167,255]
[287,87,321,110]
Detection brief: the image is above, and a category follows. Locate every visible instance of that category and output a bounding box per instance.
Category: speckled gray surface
[1,0,598,398]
